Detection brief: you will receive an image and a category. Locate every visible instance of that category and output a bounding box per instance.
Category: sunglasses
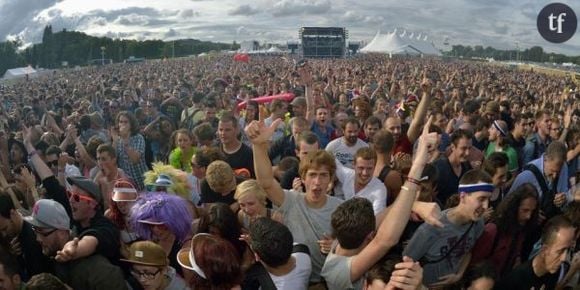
[32,226,57,237]
[67,191,95,203]
[47,160,59,167]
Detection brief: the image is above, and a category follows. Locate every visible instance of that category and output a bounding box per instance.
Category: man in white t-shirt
[326,117,368,169]
[247,218,312,290]
[335,147,387,215]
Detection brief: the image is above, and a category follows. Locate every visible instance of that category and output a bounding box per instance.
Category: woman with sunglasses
[130,193,193,278]
[122,241,189,290]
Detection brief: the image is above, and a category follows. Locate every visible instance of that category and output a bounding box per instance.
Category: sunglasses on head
[67,190,95,203]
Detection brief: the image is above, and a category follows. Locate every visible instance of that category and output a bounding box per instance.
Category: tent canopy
[360,30,441,56]
[2,66,37,80]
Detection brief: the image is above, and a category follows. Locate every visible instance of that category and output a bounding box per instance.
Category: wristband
[406,177,421,186]
[28,150,37,158]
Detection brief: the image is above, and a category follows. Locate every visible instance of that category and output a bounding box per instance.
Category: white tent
[360,31,421,55]
[360,30,441,56]
[2,66,37,80]
[267,46,282,53]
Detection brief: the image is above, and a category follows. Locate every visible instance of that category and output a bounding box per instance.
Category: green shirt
[485,142,518,172]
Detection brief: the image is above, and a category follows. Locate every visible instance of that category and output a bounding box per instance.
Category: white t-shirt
[325,138,368,169]
[335,160,387,215]
[269,252,312,290]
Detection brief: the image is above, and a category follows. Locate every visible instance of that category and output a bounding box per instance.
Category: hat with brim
[120,241,168,267]
[137,219,165,225]
[177,233,212,279]
[147,174,174,188]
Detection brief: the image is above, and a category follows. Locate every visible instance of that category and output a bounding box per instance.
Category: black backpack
[242,244,310,290]
[522,164,562,219]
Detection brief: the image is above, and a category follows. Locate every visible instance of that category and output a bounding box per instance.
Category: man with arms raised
[246,118,342,286]
[404,169,493,288]
[321,117,440,290]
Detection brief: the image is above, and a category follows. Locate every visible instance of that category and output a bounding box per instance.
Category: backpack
[522,163,562,219]
[180,107,200,130]
[242,244,310,290]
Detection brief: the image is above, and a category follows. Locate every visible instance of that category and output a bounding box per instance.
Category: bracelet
[406,177,421,186]
[28,150,37,158]
[401,186,411,192]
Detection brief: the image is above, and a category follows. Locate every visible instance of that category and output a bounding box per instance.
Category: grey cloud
[229,5,260,16]
[179,9,200,18]
[0,0,63,40]
[165,28,178,38]
[271,0,331,17]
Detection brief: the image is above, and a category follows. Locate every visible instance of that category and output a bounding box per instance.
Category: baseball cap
[120,241,168,267]
[66,176,103,206]
[24,199,70,230]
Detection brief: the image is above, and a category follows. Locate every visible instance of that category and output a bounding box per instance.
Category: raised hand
[414,116,437,165]
[386,256,424,290]
[244,118,283,146]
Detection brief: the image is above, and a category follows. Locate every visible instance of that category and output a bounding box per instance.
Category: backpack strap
[243,263,277,290]
[523,163,561,218]
[378,165,391,182]
[292,243,310,255]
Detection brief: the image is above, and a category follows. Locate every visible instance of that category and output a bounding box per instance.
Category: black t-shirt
[496,259,558,290]
[42,176,120,265]
[17,221,52,280]
[200,176,245,205]
[221,143,255,178]
[434,157,472,204]
[75,214,121,266]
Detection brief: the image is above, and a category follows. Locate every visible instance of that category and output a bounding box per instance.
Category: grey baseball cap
[24,199,70,230]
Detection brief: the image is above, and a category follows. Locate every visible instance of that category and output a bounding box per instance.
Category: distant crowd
[0,54,579,290]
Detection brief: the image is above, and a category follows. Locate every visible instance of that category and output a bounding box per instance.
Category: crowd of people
[0,53,579,290]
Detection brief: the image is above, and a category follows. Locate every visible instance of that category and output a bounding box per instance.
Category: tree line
[1,25,238,76]
[445,44,580,65]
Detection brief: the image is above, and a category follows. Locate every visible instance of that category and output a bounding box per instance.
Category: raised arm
[407,72,433,143]
[246,119,286,207]
[349,116,437,282]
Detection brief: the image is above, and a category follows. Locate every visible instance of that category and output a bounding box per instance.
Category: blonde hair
[234,179,267,204]
[205,160,236,193]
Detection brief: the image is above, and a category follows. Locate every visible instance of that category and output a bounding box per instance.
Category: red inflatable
[233,53,250,63]
[237,93,295,109]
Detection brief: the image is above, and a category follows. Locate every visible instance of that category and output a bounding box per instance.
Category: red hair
[188,235,242,290]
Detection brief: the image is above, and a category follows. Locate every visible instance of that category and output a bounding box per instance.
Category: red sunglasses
[67,191,95,203]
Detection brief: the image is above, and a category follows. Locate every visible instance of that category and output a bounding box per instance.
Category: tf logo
[537,3,577,43]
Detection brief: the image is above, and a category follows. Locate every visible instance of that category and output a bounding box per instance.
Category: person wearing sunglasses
[121,241,189,290]
[25,199,128,290]
[22,127,122,267]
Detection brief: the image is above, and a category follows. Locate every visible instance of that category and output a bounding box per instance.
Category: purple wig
[130,192,193,244]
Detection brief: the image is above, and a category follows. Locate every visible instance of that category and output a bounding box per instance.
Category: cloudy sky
[1,0,579,55]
